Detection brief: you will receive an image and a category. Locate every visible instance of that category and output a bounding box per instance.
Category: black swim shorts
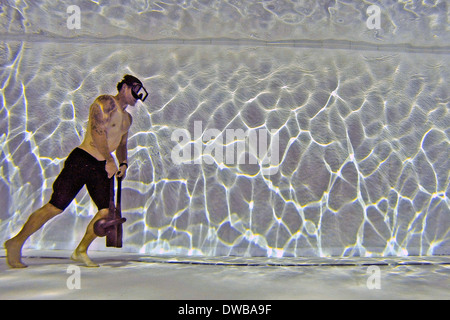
[49,148,111,211]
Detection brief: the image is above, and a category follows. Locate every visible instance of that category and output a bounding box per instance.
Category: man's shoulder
[94,94,116,104]
[93,95,117,113]
[119,110,133,128]
[126,111,133,124]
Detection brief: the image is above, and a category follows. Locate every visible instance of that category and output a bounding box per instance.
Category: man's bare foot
[71,250,99,268]
[4,239,28,268]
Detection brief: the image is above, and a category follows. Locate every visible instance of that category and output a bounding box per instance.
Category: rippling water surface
[0,1,449,258]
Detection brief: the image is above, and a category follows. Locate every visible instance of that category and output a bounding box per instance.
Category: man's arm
[116,132,128,164]
[116,114,132,178]
[115,132,128,179]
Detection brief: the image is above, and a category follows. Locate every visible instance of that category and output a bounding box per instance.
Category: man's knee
[98,208,109,218]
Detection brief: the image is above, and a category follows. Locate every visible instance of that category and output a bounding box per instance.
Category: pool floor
[0,249,448,300]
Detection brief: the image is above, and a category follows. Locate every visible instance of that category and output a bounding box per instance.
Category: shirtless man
[4,75,148,268]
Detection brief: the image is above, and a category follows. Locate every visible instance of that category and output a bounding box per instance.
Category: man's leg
[5,203,63,268]
[71,208,109,267]
[74,157,113,267]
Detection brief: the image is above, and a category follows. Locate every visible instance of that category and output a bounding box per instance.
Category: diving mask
[131,83,148,102]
